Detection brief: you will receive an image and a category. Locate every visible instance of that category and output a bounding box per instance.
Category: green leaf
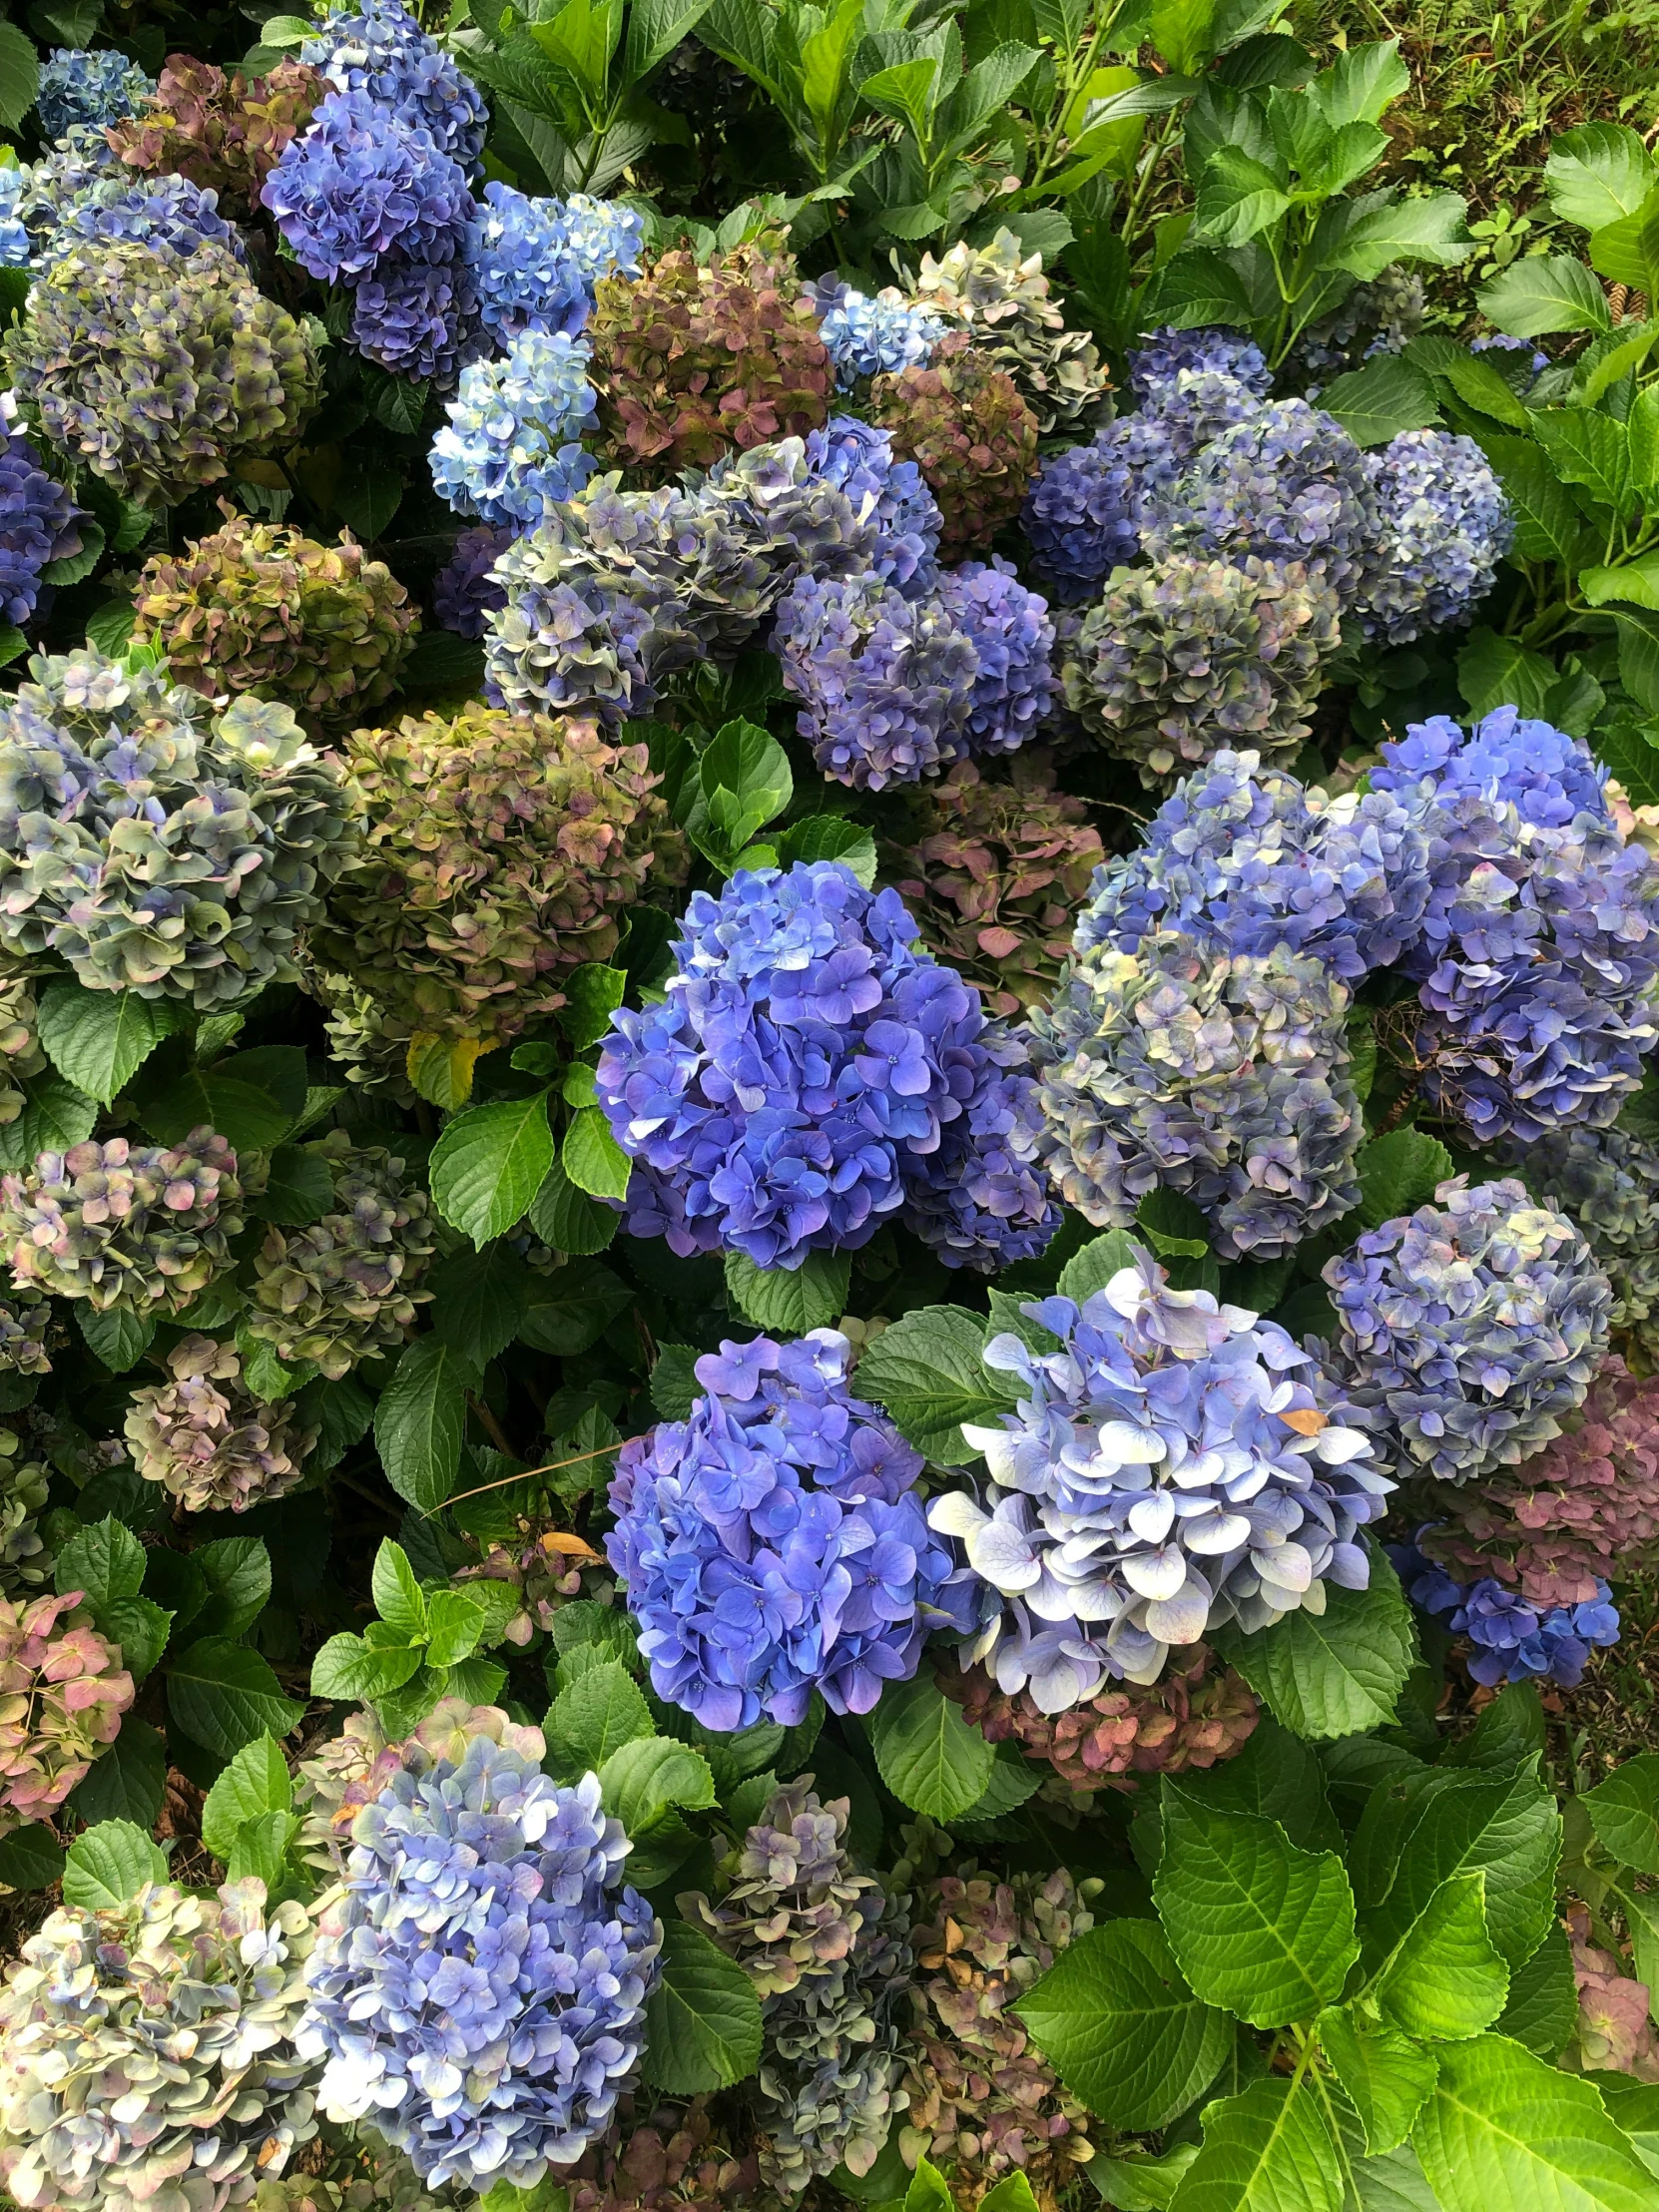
[1213,1550,1415,1742]
[0,1824,66,1892]
[310,1631,424,1701]
[562,1105,634,1202]
[1496,1922,1577,2059]
[1530,408,1634,517]
[1357,1128,1454,1230]
[1457,628,1560,719]
[864,1669,997,1819]
[76,1306,156,1377]
[228,1807,300,1889]
[650,1345,701,1421]
[774,815,878,886]
[1442,350,1531,426]
[1017,1919,1232,2131]
[1088,2145,1201,2211]
[370,1540,427,1640]
[202,1734,294,1861]
[1353,1761,1560,1969]
[167,1637,305,1758]
[1322,189,1470,279]
[1584,1754,1659,1873]
[1154,1789,1359,2028]
[724,1249,849,1333]
[558,962,627,1050]
[1166,2073,1344,2212]
[1412,2033,1659,2212]
[1444,1682,1547,1772]
[430,1093,555,1246]
[63,1820,168,1910]
[431,1243,535,1370]
[1308,37,1408,125]
[140,1046,306,1151]
[855,1304,1019,1464]
[1137,1188,1211,1259]
[1479,255,1612,338]
[1170,1717,1342,1852]
[1597,720,1659,805]
[1376,1872,1509,2040]
[334,452,403,542]
[424,1587,486,1668]
[1058,1229,1141,1303]
[1316,2010,1436,2155]
[644,1919,763,2093]
[698,718,793,855]
[1319,355,1441,446]
[55,1516,146,1611]
[517,1257,632,1354]
[976,2177,1041,2212]
[0,1068,97,1170]
[374,1337,477,1515]
[191,1538,271,1642]
[1590,190,1659,294]
[0,20,40,129]
[35,984,178,1105]
[98,1595,172,1682]
[1583,558,1659,611]
[68,1717,167,1829]
[548,1660,654,1773]
[599,1735,718,1832]
[251,1142,335,1228]
[1546,123,1658,230]
[527,1158,620,1256]
[1193,144,1292,247]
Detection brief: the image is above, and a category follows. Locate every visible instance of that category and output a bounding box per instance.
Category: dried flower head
[871,334,1039,563]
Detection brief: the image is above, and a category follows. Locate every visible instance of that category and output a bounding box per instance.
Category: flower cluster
[943,1643,1260,1793]
[467,182,642,344]
[0,1588,132,1832]
[13,127,120,257]
[0,430,82,632]
[565,2097,758,2212]
[682,1779,885,1995]
[871,334,1039,563]
[806,278,944,386]
[1129,325,1273,400]
[1293,271,1425,383]
[929,1253,1392,1707]
[884,752,1106,1017]
[125,1333,317,1514]
[1522,1123,1659,1360]
[1019,429,1142,604]
[5,238,319,505]
[1323,1176,1611,1486]
[596,860,1056,1273]
[1566,1903,1659,2081]
[303,0,487,171]
[246,1133,434,1378]
[294,1699,544,1875]
[37,172,246,269]
[0,1129,242,1316]
[297,1734,662,2191]
[586,241,833,478]
[133,515,420,734]
[1414,1356,1659,1606]
[0,652,351,1005]
[608,1331,970,1729]
[907,230,1109,433]
[316,706,679,1047]
[0,172,25,271]
[36,46,154,138]
[429,329,599,526]
[0,1880,318,2212]
[1373,703,1608,830]
[431,522,514,638]
[1392,1538,1620,1688]
[806,416,942,594]
[1355,428,1512,643]
[0,970,44,1139]
[1061,555,1341,788]
[106,55,327,220]
[899,1866,1100,2199]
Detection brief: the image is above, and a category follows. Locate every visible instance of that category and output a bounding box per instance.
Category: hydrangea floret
[36,47,155,138]
[133,515,420,735]
[595,859,1056,1272]
[0,1430,53,1600]
[805,278,944,386]
[0,1879,318,2212]
[429,330,598,527]
[0,1589,132,1832]
[106,55,327,221]
[125,1333,317,1514]
[302,0,487,171]
[296,1732,662,2190]
[0,653,351,1006]
[1127,326,1273,402]
[1355,428,1512,643]
[1322,1175,1612,1486]
[466,184,642,344]
[39,172,246,269]
[0,172,25,272]
[804,416,942,595]
[929,1252,1392,1707]
[14,128,121,258]
[0,1128,242,1315]
[1019,426,1142,604]
[350,253,480,386]
[608,1331,973,1729]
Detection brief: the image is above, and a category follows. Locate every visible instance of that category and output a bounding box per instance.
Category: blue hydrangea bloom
[1128,325,1272,404]
[1078,748,1432,983]
[467,182,591,343]
[805,416,941,596]
[1356,428,1513,643]
[805,277,944,385]
[1020,425,1142,603]
[298,1739,660,2190]
[36,48,154,140]
[1391,1537,1618,1687]
[608,1330,975,1730]
[304,0,487,172]
[929,1251,1391,1710]
[0,425,83,628]
[595,860,1056,1273]
[263,88,473,283]
[352,254,480,384]
[41,172,245,267]
[429,329,598,527]
[0,167,29,270]
[432,522,515,638]
[560,193,644,286]
[15,126,120,258]
[936,558,1057,757]
[1373,705,1609,831]
[1324,1176,1612,1486]
[1142,396,1384,605]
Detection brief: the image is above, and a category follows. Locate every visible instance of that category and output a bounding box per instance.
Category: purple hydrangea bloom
[432,522,515,638]
[804,416,942,596]
[1392,1536,1618,1687]
[1077,748,1432,983]
[36,48,154,140]
[1142,396,1384,605]
[1356,428,1513,644]
[936,558,1056,757]
[467,182,592,344]
[0,426,83,628]
[1019,425,1142,603]
[303,0,487,172]
[43,173,244,266]
[1128,325,1272,403]
[351,254,481,384]
[608,1329,975,1730]
[1373,705,1609,831]
[262,88,473,283]
[1323,1176,1612,1486]
[298,1738,660,2190]
[595,860,1056,1272]
[929,1250,1391,1710]
[805,277,943,385]
[428,329,598,527]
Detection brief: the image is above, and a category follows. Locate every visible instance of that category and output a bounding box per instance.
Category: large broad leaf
[35,985,180,1105]
[1478,256,1612,338]
[374,1337,477,1515]
[0,1824,67,1893]
[1017,1920,1232,2131]
[1546,122,1658,231]
[527,1158,620,1256]
[1154,1789,1359,2029]
[167,1638,305,1757]
[1321,189,1470,279]
[1412,2034,1658,2212]
[1166,2073,1344,2212]
[1374,1872,1509,2041]
[0,1068,97,1169]
[55,1516,146,1612]
[62,1820,167,1911]
[1353,1761,1560,1970]
[1496,1922,1578,2060]
[1529,408,1634,518]
[430,1243,535,1371]
[429,1093,554,1246]
[201,1734,293,1862]
[643,1919,764,2094]
[598,1736,717,1833]
[864,1670,997,1818]
[191,1537,272,1642]
[1167,1717,1342,1853]
[1307,38,1408,126]
[855,1305,1019,1464]
[724,1249,849,1334]
[1318,355,1441,447]
[1356,1129,1453,1232]
[547,1660,654,1774]
[1212,1551,1415,1741]
[1583,1753,1659,1874]
[1316,2009,1436,2156]
[69,1717,167,1829]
